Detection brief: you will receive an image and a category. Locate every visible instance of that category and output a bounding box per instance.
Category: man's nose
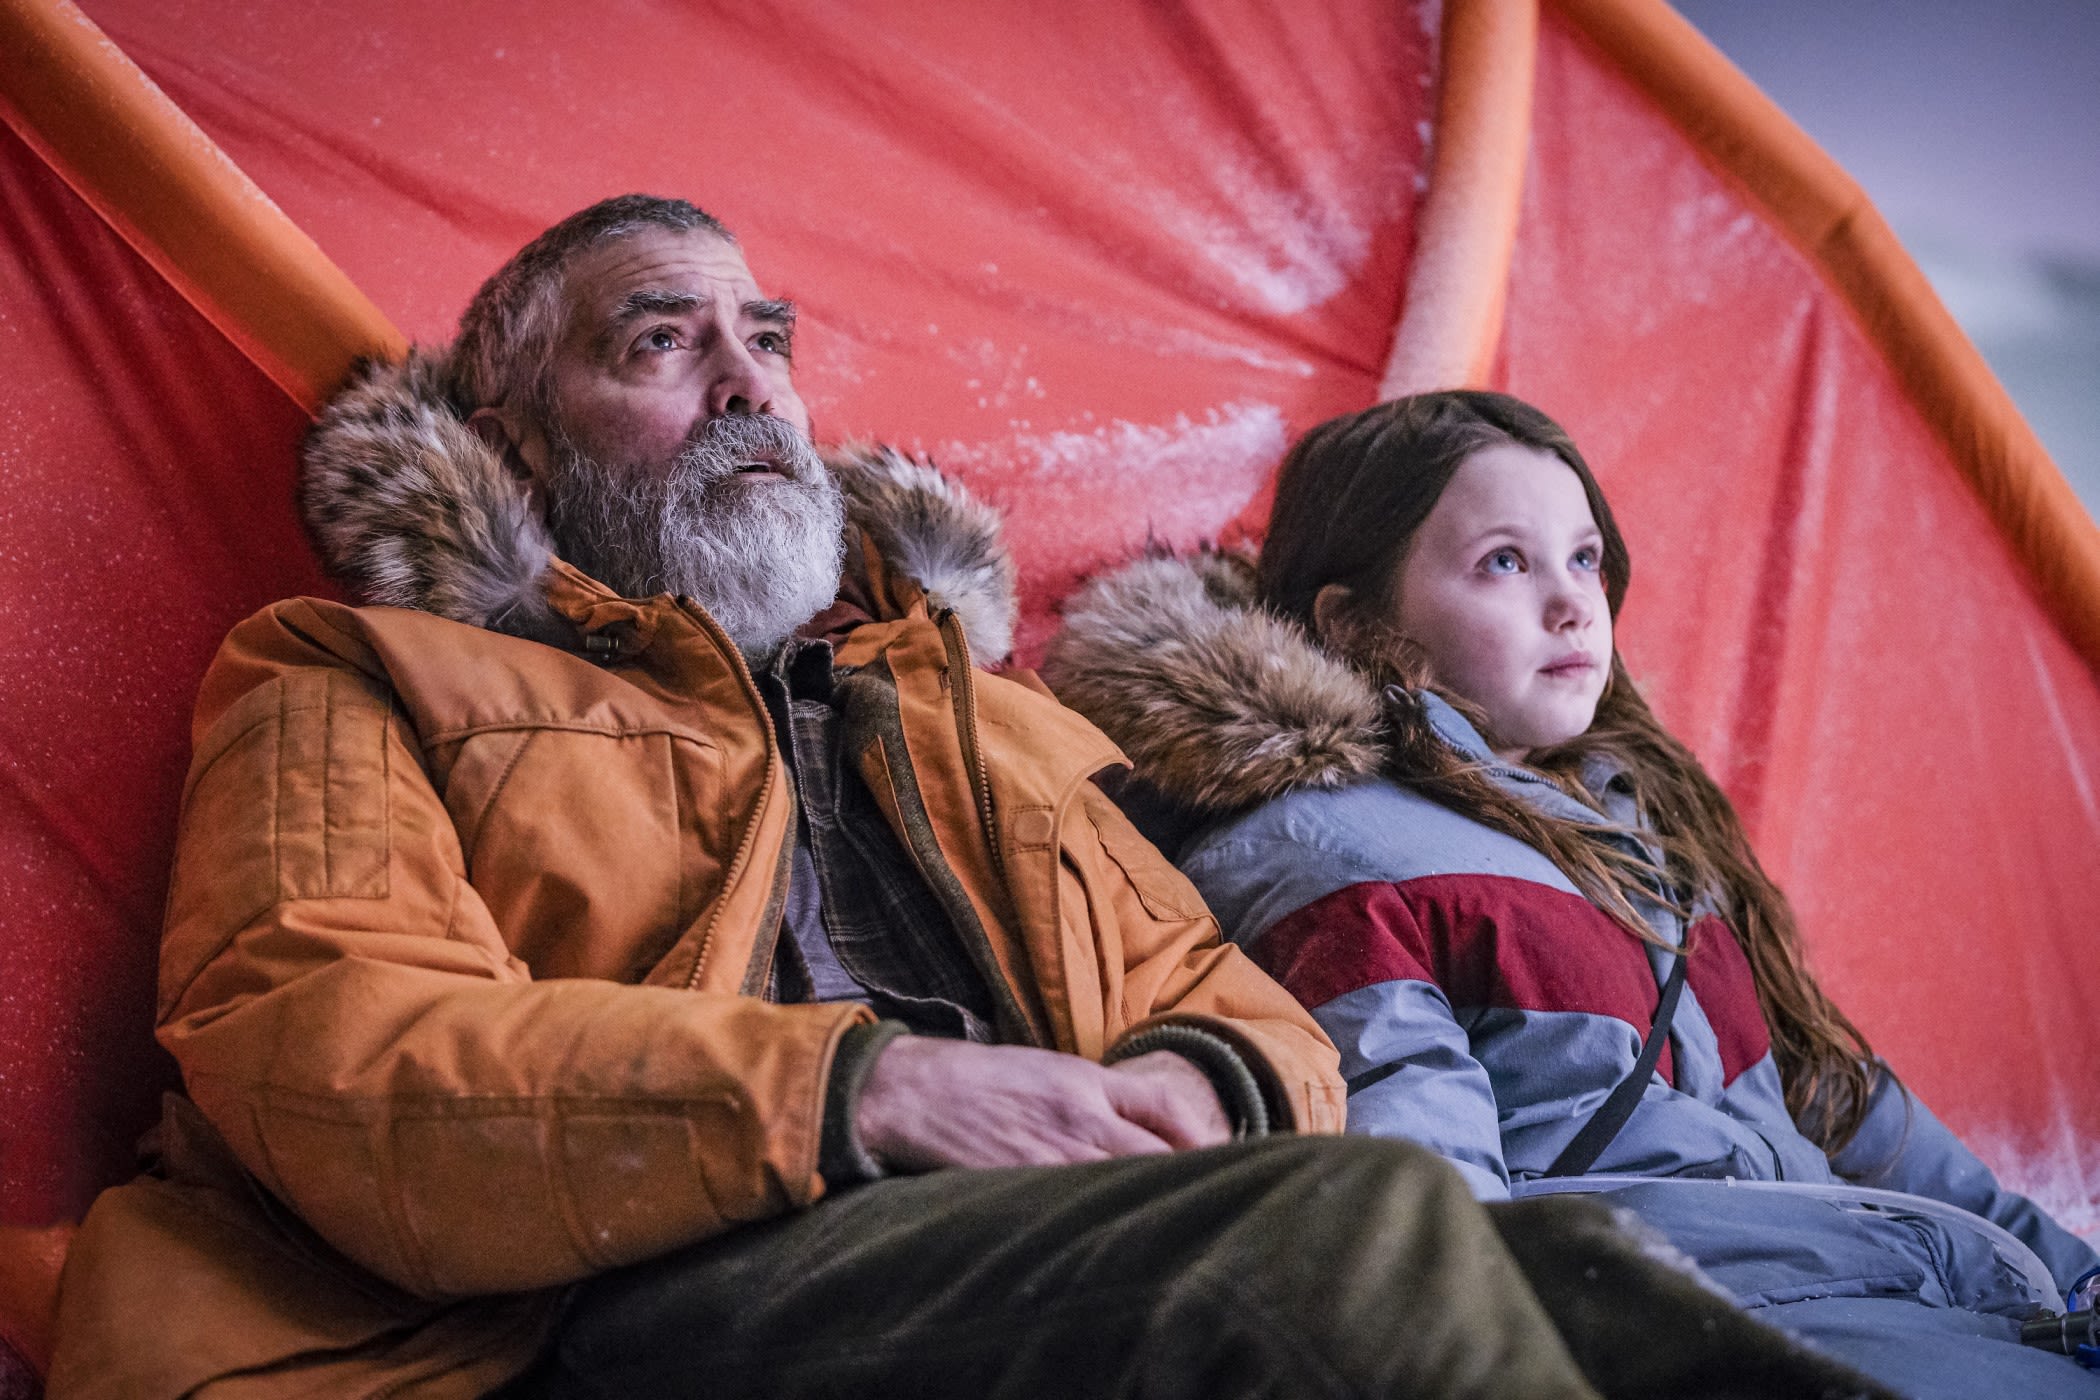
[704,339,777,420]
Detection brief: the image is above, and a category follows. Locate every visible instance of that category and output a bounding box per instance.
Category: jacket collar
[1410,690,1619,827]
[298,351,1017,663]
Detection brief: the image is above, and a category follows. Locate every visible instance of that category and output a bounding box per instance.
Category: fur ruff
[1043,551,1384,812]
[825,441,1016,665]
[301,352,568,644]
[299,352,1017,662]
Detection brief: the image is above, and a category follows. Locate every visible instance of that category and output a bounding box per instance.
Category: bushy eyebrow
[602,292,796,332]
[743,297,797,330]
[596,290,703,353]
[609,289,703,323]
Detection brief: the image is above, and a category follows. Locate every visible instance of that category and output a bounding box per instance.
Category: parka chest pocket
[434,725,728,980]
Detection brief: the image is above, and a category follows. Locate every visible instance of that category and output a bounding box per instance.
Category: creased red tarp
[0,0,2090,1233]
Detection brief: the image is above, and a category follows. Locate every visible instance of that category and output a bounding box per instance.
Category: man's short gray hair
[451,194,732,414]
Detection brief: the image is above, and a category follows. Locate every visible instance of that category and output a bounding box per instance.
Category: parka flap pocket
[1083,789,1209,922]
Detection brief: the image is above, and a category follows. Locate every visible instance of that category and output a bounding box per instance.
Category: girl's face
[1388,441,1612,758]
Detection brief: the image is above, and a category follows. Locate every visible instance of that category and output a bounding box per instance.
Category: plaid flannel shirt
[758,640,999,1043]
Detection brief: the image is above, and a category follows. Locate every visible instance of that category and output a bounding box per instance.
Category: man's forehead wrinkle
[550,230,791,371]
[567,230,749,305]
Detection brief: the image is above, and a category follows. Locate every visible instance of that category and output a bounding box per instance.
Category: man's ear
[1311,583,1353,649]
[467,406,537,482]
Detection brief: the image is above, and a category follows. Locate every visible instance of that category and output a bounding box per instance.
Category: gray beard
[539,414,847,660]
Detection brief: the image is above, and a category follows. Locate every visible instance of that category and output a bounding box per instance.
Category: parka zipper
[738,786,798,996]
[937,611,1002,879]
[887,610,1035,1043]
[672,597,789,993]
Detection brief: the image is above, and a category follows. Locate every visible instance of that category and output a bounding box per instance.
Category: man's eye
[753,330,793,358]
[643,328,680,352]
[1483,549,1522,575]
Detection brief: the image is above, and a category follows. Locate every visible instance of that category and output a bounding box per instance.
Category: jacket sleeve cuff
[1104,1024,1270,1139]
[819,1019,909,1190]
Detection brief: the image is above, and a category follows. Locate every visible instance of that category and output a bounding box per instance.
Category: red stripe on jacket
[1682,914,1771,1085]
[1254,876,1681,1082]
[1253,879,1776,1089]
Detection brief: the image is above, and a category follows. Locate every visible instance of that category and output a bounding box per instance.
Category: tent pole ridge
[1550,0,2100,677]
[1379,0,1537,401]
[0,0,407,415]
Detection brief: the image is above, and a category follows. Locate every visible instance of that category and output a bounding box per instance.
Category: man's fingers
[1101,1052,1232,1150]
[1086,1113,1175,1159]
[1108,1090,1217,1151]
[857,1038,1191,1171]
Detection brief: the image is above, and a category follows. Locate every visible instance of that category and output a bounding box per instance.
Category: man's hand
[854,1038,1232,1173]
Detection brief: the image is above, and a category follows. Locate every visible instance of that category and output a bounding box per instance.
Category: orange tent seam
[0,0,406,413]
[1551,0,2100,674]
[1381,0,1537,400]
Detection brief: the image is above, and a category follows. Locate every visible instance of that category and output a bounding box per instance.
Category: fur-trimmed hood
[1049,553,1650,846]
[299,350,1017,662]
[1043,550,1386,813]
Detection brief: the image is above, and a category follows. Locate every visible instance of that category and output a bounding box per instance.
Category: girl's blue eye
[1483,549,1522,575]
[1572,545,1601,571]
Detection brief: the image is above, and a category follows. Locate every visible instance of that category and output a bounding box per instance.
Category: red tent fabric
[1501,8,2100,1230]
[0,126,325,1222]
[1,0,2093,1265]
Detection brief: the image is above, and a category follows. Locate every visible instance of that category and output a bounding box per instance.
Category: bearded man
[49,197,1887,1400]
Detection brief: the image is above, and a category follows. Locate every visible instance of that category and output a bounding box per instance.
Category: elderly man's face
[541,226,810,470]
[509,226,843,658]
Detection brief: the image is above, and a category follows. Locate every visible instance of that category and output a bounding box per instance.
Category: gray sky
[1672,0,2100,520]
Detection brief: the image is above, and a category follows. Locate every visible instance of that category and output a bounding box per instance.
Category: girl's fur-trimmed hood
[1043,551,1386,813]
[299,349,1018,662]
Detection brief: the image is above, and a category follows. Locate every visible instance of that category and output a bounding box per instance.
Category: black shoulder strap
[1543,947,1689,1178]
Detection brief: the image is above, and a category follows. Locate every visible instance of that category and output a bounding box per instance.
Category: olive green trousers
[522,1136,1884,1400]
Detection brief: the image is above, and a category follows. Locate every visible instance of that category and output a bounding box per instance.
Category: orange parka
[49,358,1344,1399]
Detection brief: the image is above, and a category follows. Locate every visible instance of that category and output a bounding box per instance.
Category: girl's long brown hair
[1258,391,1880,1152]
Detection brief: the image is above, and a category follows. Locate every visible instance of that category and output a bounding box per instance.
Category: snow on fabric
[0,0,2090,1240]
[0,125,325,1217]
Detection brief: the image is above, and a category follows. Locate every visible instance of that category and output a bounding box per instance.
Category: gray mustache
[670,414,823,485]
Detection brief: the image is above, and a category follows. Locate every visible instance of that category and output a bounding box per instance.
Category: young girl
[1047,390,2100,1398]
